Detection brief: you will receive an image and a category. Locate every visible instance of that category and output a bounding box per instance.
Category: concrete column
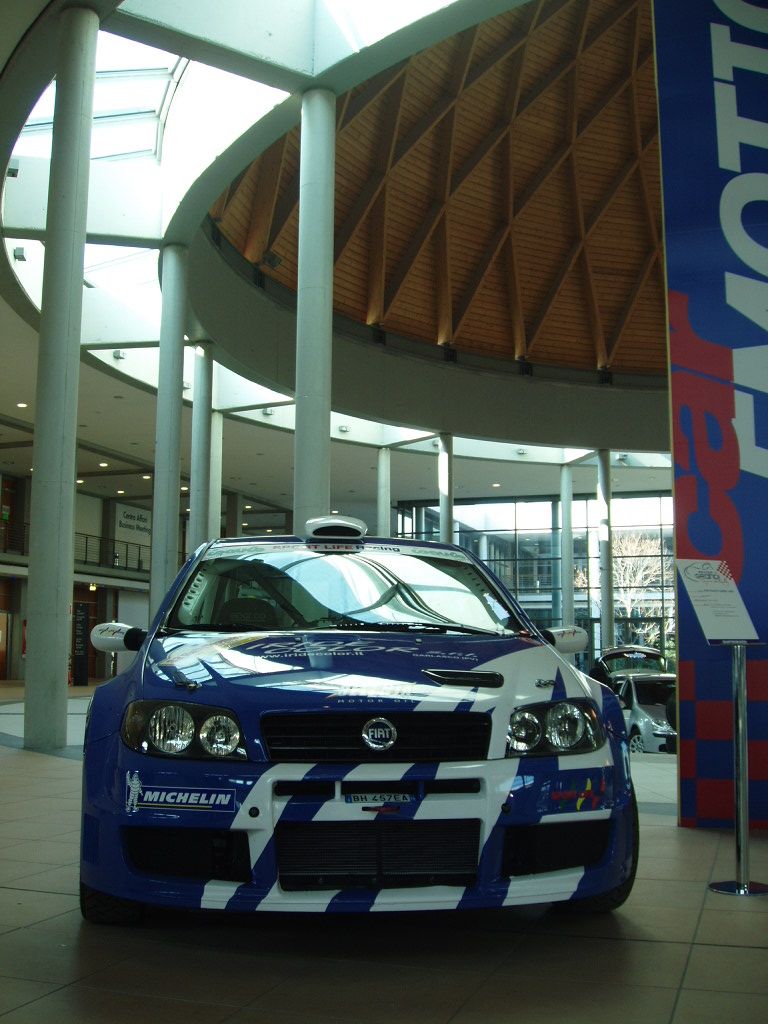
[208,410,223,539]
[149,244,187,617]
[24,7,99,751]
[597,449,615,650]
[551,499,562,625]
[560,464,575,628]
[415,506,426,540]
[377,447,391,537]
[226,493,244,537]
[189,343,213,552]
[292,88,336,535]
[438,432,454,545]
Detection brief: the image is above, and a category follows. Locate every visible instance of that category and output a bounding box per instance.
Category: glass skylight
[14,31,185,161]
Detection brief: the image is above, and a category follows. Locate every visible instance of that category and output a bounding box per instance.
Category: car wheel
[80,881,143,925]
[628,730,644,754]
[554,787,639,914]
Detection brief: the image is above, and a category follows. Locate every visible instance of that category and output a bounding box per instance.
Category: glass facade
[396,494,675,670]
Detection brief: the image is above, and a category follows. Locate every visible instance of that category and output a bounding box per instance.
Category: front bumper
[81,732,634,913]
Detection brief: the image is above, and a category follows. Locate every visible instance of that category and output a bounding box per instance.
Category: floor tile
[672,989,768,1024]
[0,985,237,1024]
[683,944,768,994]
[695,908,768,947]
[226,958,482,1024]
[0,888,79,929]
[0,978,61,1015]
[449,981,678,1024]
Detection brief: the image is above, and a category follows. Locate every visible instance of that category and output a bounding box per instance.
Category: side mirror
[91,622,147,653]
[541,626,588,654]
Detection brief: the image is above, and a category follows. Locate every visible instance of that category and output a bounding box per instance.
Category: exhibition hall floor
[0,692,766,1024]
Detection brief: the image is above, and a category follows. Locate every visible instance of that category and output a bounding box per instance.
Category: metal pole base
[709,880,768,897]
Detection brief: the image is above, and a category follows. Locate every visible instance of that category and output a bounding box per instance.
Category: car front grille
[261,711,491,762]
[275,819,481,890]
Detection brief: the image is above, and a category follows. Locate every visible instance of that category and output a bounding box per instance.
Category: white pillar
[560,464,574,627]
[149,244,187,617]
[415,506,426,540]
[208,410,223,539]
[597,449,615,650]
[24,7,99,751]
[293,88,336,534]
[189,343,213,552]
[377,447,391,537]
[551,499,562,625]
[438,432,454,545]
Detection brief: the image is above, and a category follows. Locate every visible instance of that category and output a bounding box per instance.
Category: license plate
[345,793,413,804]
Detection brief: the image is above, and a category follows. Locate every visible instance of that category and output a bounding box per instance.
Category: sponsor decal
[124,771,235,813]
[550,777,606,812]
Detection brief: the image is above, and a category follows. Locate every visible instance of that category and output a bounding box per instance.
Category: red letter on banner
[669,291,743,580]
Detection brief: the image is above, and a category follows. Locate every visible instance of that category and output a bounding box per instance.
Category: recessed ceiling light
[244,505,252,510]
[142,474,151,480]
[117,489,125,495]
[16,402,28,409]
[492,483,501,488]
[181,486,189,492]
[76,479,84,484]
[99,461,108,468]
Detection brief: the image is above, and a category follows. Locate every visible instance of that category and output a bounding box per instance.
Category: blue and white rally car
[83,516,637,923]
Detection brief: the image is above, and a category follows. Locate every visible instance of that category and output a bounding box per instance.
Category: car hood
[140,629,593,713]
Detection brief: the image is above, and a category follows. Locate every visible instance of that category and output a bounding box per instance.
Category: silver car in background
[590,646,677,754]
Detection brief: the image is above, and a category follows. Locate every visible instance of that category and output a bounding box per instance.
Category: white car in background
[590,646,677,754]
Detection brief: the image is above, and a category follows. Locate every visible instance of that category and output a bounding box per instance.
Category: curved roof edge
[190,225,670,451]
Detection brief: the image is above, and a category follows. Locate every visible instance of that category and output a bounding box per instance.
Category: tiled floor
[0,692,766,1023]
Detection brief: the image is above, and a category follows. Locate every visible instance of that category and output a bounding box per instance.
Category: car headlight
[122,701,247,760]
[506,700,604,756]
[651,718,676,735]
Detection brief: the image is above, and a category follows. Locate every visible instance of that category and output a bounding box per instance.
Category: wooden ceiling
[211,0,665,376]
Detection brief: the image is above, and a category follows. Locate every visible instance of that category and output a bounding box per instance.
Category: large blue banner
[653,0,768,826]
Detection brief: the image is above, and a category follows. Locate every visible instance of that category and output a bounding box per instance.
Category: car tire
[553,787,639,914]
[628,730,644,754]
[80,881,143,925]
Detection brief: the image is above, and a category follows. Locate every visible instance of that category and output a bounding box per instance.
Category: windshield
[167,542,525,634]
[605,651,667,674]
[634,680,675,706]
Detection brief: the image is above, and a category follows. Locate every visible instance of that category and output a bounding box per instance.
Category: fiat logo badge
[362,717,397,751]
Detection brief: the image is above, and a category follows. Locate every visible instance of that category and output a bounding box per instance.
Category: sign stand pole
[709,641,768,897]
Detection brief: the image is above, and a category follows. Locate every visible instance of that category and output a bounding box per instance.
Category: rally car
[82,516,637,923]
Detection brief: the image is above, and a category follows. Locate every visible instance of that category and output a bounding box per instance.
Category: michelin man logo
[125,770,143,813]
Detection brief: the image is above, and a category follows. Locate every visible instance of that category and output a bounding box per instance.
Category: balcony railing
[1,522,151,574]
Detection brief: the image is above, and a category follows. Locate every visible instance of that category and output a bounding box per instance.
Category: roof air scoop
[304,515,368,540]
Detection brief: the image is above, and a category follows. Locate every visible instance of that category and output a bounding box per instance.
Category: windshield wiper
[313,617,504,635]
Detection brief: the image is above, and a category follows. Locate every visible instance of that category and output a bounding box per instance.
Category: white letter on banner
[713,0,768,33]
[720,173,768,277]
[713,82,768,171]
[711,23,768,79]
[726,271,768,330]
[734,391,768,478]
[733,345,768,480]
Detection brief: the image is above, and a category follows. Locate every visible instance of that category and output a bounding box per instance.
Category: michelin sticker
[125,771,235,813]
